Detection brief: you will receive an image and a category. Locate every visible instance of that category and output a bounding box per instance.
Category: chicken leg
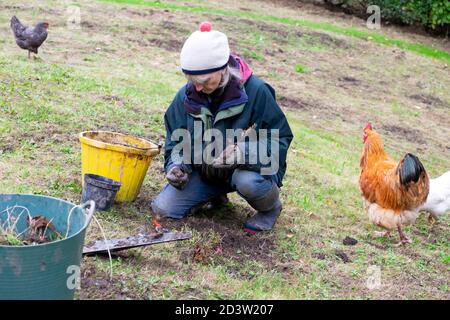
[428,214,437,226]
[395,225,412,246]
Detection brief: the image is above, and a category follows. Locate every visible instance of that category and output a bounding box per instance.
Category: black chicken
[10,16,49,59]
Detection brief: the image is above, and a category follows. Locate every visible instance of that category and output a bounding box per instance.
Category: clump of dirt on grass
[335,250,351,263]
[343,236,358,246]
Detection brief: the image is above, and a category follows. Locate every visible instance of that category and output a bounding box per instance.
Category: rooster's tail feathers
[398,153,426,186]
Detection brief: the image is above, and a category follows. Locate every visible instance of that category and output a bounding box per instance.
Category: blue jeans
[151,169,276,219]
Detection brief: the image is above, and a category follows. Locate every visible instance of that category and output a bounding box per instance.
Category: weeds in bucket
[26,215,63,244]
[0,205,29,245]
[1,204,113,280]
[0,205,64,245]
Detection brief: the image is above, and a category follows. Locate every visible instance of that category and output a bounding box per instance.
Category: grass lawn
[0,0,449,299]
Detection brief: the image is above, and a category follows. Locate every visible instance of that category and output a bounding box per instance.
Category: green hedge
[328,0,450,32]
[371,0,449,29]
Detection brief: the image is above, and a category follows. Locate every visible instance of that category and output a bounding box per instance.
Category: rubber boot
[243,183,282,233]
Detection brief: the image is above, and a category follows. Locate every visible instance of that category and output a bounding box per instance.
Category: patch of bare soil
[381,124,426,145]
[221,15,350,57]
[147,38,184,52]
[313,252,327,260]
[255,21,290,38]
[301,30,350,49]
[158,20,191,35]
[102,95,126,107]
[161,209,278,272]
[409,94,447,109]
[312,249,352,263]
[80,21,98,30]
[132,196,154,214]
[263,47,286,58]
[277,95,363,125]
[120,6,156,18]
[1,5,22,11]
[0,136,18,154]
[122,20,188,53]
[79,266,144,300]
[0,125,68,154]
[278,95,318,111]
[339,76,361,85]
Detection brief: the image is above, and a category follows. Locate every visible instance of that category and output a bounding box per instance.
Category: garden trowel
[83,231,192,255]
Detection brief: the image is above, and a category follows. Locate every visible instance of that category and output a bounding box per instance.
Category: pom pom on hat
[180,21,230,75]
[199,21,212,32]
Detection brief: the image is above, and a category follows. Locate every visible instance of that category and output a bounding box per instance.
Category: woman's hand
[211,142,244,169]
[166,165,189,190]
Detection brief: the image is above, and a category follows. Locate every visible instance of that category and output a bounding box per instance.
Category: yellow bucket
[79,131,161,202]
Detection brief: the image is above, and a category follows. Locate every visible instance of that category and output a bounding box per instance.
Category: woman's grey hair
[186,64,241,88]
[219,65,242,88]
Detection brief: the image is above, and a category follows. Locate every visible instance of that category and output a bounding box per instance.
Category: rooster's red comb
[364,122,373,131]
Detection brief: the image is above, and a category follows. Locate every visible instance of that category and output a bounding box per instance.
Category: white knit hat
[180,21,230,75]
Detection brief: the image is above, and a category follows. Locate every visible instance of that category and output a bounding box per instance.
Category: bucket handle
[80,200,96,228]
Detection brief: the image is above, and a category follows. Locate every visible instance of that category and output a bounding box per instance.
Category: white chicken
[420,170,450,224]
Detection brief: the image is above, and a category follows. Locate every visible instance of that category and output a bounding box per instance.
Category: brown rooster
[359,123,429,245]
[10,16,49,59]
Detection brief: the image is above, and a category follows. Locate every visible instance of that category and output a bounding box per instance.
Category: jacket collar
[184,55,252,115]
